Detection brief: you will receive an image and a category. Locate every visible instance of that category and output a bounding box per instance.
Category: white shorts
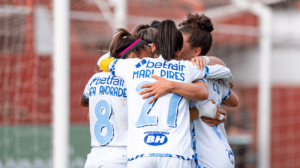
[127,157,192,168]
[84,146,127,168]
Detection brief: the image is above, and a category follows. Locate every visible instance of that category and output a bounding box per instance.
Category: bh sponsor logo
[144,133,168,146]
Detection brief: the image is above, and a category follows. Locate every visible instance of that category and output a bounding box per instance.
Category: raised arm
[204,65,233,83]
[189,56,225,70]
[207,56,226,66]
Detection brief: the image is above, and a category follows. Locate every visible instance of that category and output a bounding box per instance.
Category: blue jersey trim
[213,126,222,140]
[222,89,231,101]
[191,121,199,167]
[127,153,194,162]
[83,91,89,100]
[168,96,183,128]
[203,66,209,78]
[109,60,118,76]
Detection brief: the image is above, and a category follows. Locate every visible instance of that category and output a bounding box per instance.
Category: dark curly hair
[179,13,214,55]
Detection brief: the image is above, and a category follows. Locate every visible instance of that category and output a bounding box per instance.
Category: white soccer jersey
[190,79,234,168]
[107,56,233,162]
[83,72,128,147]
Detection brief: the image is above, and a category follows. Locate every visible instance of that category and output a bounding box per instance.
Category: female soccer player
[80,30,151,168]
[100,19,233,168]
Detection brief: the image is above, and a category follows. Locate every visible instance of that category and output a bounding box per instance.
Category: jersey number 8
[94,99,114,146]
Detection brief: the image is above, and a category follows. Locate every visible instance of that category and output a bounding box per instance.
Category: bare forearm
[207,56,226,66]
[169,81,208,101]
[190,108,199,121]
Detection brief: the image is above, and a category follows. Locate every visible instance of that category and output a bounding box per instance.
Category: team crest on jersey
[226,149,235,165]
[144,133,168,146]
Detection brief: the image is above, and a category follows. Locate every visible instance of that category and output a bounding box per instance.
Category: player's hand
[139,75,171,103]
[190,56,206,70]
[201,105,227,127]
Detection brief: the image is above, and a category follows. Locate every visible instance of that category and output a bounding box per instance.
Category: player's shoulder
[115,58,143,68]
[177,59,196,69]
[88,72,110,82]
[117,58,140,63]
[91,72,109,78]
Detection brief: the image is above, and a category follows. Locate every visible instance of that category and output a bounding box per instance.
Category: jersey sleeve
[83,76,95,100]
[187,62,233,83]
[202,56,209,65]
[222,84,231,101]
[205,65,233,83]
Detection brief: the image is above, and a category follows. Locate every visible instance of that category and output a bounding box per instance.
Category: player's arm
[206,56,226,66]
[80,76,92,107]
[193,56,238,107]
[191,56,232,83]
[80,95,89,107]
[168,80,208,101]
[189,56,225,70]
[139,75,208,103]
[190,108,200,121]
[190,101,227,123]
[201,65,233,84]
[222,90,239,107]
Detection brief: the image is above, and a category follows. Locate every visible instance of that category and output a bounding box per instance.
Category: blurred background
[0,0,300,167]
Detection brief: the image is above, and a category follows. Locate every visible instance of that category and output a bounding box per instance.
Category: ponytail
[154,19,183,61]
[131,23,158,44]
[109,28,148,59]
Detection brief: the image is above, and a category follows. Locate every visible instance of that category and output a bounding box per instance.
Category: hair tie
[201,26,205,29]
[119,39,141,56]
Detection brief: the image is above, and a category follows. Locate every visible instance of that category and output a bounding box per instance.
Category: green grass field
[0,126,90,168]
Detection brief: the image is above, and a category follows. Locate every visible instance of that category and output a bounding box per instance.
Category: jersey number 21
[135,81,183,128]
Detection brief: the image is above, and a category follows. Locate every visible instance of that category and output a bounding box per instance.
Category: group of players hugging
[80,13,239,168]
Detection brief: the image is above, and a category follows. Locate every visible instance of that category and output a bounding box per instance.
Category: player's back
[191,79,234,168]
[110,57,221,161]
[83,72,128,147]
